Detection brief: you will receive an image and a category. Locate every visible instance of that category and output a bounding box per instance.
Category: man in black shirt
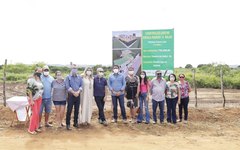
[125,67,139,123]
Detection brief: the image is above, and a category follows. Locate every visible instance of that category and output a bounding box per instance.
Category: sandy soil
[0,83,240,150]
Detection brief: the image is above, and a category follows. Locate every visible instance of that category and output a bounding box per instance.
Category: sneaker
[102,121,108,126]
[177,119,182,122]
[99,119,103,124]
[66,125,71,130]
[152,121,157,124]
[73,124,79,128]
[122,119,128,124]
[137,120,142,124]
[111,119,117,123]
[45,123,53,127]
[183,120,188,124]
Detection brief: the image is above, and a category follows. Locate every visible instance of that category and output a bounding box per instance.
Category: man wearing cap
[65,65,83,130]
[150,70,167,124]
[93,68,108,126]
[40,65,54,128]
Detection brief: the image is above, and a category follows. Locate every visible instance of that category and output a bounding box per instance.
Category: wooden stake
[193,69,197,108]
[220,67,226,108]
[3,59,7,107]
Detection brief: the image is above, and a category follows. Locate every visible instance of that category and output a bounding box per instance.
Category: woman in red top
[137,71,150,124]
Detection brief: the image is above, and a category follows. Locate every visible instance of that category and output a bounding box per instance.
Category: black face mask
[34,72,42,78]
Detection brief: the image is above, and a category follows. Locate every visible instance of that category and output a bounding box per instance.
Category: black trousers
[178,97,189,121]
[66,95,80,125]
[94,96,106,121]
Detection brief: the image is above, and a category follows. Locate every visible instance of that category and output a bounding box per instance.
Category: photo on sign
[112,31,141,49]
[112,49,141,77]
[112,30,142,77]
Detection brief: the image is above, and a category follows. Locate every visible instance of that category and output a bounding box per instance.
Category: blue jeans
[94,96,106,121]
[66,94,80,125]
[137,92,150,123]
[152,99,165,123]
[166,97,178,123]
[40,98,52,114]
[112,94,127,120]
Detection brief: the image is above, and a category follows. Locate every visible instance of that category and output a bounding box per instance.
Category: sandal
[45,123,53,127]
[28,130,37,135]
[35,128,42,133]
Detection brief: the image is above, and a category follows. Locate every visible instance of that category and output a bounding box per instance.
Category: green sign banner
[112,29,174,77]
[142,29,174,76]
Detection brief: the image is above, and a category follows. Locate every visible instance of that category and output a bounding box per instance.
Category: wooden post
[220,67,226,108]
[3,59,7,107]
[193,69,198,108]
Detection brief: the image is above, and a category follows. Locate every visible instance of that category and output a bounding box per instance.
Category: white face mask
[113,69,119,74]
[98,72,104,77]
[43,71,49,76]
[56,76,62,80]
[170,77,175,81]
[86,71,92,76]
[128,71,134,75]
[140,75,145,78]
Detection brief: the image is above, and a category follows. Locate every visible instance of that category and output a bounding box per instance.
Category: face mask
[56,76,62,80]
[34,72,42,78]
[170,77,175,81]
[140,75,145,78]
[128,71,134,75]
[156,73,162,78]
[71,69,78,76]
[113,69,119,74]
[98,72,104,77]
[43,71,49,76]
[86,71,92,76]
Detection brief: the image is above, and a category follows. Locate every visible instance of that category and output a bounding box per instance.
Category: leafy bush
[1,63,240,89]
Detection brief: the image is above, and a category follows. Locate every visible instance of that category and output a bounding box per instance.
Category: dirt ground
[0,83,240,150]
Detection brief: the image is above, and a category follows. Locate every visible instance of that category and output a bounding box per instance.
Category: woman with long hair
[79,67,94,125]
[137,71,150,124]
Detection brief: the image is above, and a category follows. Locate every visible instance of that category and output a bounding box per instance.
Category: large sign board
[112,29,174,77]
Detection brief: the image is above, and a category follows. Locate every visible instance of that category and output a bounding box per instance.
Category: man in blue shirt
[108,65,127,123]
[94,68,108,126]
[40,65,54,128]
[65,65,83,130]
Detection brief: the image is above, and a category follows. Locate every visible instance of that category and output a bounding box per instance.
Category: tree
[185,64,193,69]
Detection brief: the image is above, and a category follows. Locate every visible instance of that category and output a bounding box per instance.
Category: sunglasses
[179,76,185,78]
[99,71,104,73]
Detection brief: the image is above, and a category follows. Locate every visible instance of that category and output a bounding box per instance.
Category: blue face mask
[71,69,78,76]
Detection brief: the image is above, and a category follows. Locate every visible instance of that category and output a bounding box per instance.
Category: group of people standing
[26,64,191,135]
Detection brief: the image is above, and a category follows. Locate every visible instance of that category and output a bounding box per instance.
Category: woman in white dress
[79,67,94,125]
